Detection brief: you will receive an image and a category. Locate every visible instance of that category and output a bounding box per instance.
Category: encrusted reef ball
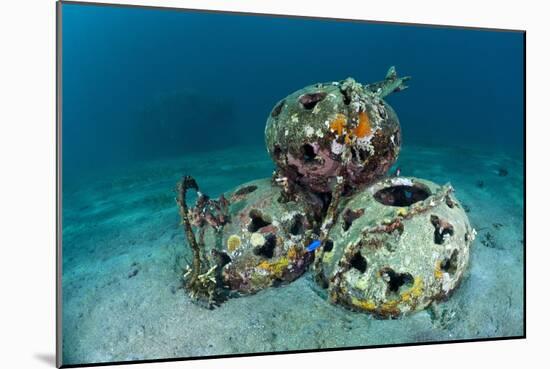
[265,78,401,193]
[202,178,316,295]
[315,177,474,318]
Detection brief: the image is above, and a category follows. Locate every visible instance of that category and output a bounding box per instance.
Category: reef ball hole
[430,215,455,245]
[213,250,232,268]
[271,100,285,117]
[273,145,283,160]
[289,214,305,235]
[253,234,277,259]
[301,144,316,163]
[381,268,414,293]
[323,239,334,252]
[351,147,370,164]
[349,252,367,273]
[358,148,370,162]
[248,209,272,232]
[441,249,459,275]
[298,92,327,110]
[374,185,431,207]
[342,208,365,232]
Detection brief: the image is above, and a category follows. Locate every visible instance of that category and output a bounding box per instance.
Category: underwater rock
[265,67,410,193]
[314,177,474,318]
[197,178,318,295]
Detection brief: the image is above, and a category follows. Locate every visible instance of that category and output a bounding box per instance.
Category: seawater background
[61,3,525,366]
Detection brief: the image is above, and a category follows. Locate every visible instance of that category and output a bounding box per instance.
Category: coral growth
[227,235,241,252]
[354,111,372,138]
[329,111,373,143]
[258,257,290,278]
[330,114,348,136]
[176,175,231,308]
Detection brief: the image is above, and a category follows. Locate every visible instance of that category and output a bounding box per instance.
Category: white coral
[391,177,414,187]
[356,135,375,153]
[331,139,344,155]
[250,233,266,247]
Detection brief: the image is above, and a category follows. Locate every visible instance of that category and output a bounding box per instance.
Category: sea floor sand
[61,144,524,365]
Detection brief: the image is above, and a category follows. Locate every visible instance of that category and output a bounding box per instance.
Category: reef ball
[201,178,317,295]
[314,176,474,318]
[265,70,407,193]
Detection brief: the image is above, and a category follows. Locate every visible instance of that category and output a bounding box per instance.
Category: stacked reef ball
[202,67,474,318]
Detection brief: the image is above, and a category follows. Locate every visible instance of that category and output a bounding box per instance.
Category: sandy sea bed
[61,144,524,365]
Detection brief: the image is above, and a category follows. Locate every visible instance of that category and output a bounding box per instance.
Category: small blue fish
[306,240,322,252]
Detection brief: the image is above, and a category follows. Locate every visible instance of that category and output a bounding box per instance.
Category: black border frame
[55,1,527,367]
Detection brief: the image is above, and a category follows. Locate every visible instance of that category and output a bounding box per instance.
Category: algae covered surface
[61,144,524,365]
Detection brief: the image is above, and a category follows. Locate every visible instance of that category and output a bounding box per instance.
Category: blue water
[60,2,525,366]
[62,3,523,181]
